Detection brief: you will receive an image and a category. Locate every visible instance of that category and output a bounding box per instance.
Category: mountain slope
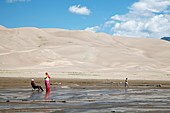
[0,26,170,78]
[161,37,170,42]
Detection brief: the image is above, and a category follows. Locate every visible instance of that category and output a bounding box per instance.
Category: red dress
[44,75,51,92]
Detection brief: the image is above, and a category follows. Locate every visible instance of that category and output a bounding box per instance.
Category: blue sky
[0,0,170,38]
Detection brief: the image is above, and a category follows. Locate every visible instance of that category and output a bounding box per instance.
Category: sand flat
[0,77,170,113]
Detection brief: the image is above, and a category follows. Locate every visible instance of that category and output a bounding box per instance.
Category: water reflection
[0,88,170,113]
[45,91,50,113]
[29,91,43,100]
[45,91,50,100]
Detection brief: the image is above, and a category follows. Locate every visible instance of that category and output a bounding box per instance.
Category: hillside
[0,26,170,80]
[161,37,170,42]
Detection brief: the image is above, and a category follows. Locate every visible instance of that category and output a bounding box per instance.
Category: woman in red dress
[44,72,51,92]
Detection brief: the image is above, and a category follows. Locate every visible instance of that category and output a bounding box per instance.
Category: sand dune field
[0,26,170,80]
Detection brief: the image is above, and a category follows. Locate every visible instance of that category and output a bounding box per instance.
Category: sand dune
[0,26,170,80]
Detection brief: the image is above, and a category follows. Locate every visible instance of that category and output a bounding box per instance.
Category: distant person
[44,72,51,92]
[125,78,128,87]
[31,79,44,92]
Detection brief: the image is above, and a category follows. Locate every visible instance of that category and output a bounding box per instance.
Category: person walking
[125,78,128,87]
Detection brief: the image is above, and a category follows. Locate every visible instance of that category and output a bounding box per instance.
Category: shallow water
[0,86,170,113]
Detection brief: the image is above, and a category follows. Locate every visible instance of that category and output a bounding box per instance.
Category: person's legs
[34,86,39,89]
[39,86,44,91]
[33,86,42,92]
[125,82,128,87]
[36,86,43,92]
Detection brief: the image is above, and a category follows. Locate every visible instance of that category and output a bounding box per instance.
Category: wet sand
[0,77,170,113]
[1,77,170,89]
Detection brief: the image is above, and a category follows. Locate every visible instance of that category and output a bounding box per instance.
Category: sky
[0,0,170,38]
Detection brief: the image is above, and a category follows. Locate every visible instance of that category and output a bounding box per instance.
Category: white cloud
[87,0,170,38]
[111,14,122,21]
[104,21,115,28]
[69,5,91,15]
[111,0,170,38]
[6,0,31,3]
[85,26,100,32]
[131,0,170,13]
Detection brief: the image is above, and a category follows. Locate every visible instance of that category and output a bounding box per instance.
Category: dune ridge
[0,26,170,80]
